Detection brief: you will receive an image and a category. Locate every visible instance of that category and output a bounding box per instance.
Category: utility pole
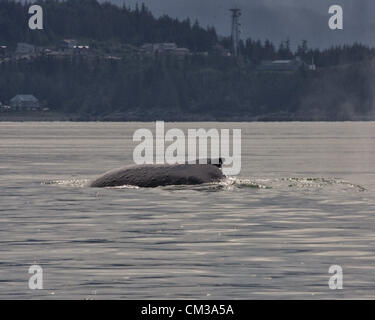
[230,8,241,57]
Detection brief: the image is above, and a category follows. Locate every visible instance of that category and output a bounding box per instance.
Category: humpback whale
[89,159,225,188]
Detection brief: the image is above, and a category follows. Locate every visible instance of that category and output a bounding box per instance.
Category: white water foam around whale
[43,176,366,193]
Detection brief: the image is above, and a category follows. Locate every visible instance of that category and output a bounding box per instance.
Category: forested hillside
[0,0,217,51]
[2,0,375,65]
[1,0,375,121]
[1,54,374,120]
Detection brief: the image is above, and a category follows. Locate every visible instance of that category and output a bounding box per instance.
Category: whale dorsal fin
[186,158,223,168]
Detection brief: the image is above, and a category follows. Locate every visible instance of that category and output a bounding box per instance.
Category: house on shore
[0,101,11,111]
[59,39,78,51]
[256,57,314,73]
[173,47,190,57]
[141,43,190,56]
[10,95,40,111]
[58,40,91,56]
[73,45,90,56]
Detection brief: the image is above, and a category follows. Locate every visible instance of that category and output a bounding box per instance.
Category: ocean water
[0,121,374,299]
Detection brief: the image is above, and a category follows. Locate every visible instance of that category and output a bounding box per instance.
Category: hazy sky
[103,0,375,48]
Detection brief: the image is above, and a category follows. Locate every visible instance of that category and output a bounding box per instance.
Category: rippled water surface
[0,122,375,299]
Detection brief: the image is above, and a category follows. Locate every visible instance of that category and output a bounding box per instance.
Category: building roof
[256,58,305,72]
[61,39,77,43]
[10,94,39,102]
[271,60,293,64]
[73,45,90,49]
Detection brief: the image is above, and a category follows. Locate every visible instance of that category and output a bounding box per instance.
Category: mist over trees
[1,0,375,120]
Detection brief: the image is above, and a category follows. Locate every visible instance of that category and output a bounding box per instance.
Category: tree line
[0,0,375,120]
[1,54,374,120]
[0,0,217,51]
[1,0,375,66]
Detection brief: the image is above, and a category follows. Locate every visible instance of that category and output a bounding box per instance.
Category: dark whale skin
[89,164,225,188]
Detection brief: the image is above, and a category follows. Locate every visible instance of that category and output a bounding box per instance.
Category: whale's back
[89,164,224,188]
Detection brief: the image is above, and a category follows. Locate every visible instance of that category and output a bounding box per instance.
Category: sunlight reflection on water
[0,122,374,299]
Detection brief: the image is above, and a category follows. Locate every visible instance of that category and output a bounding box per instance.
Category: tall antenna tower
[230,8,241,56]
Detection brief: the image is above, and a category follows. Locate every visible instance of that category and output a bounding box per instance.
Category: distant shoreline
[1,111,375,122]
